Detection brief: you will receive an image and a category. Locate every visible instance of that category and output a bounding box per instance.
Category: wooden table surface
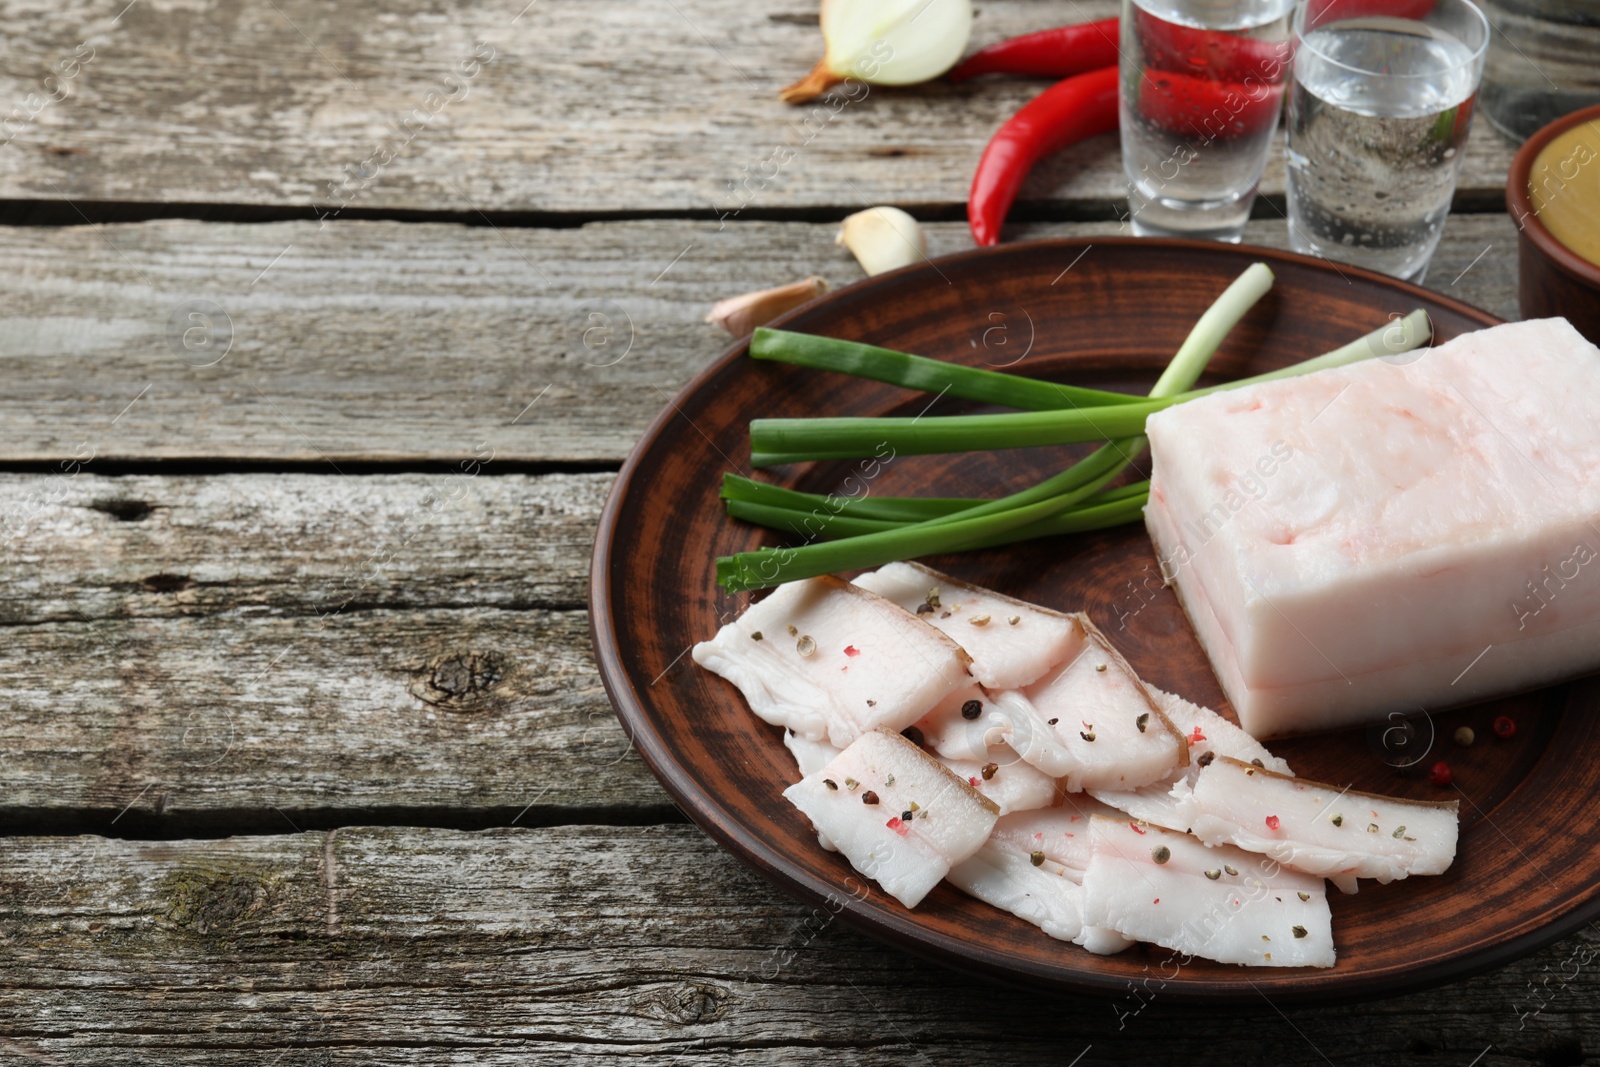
[0,1,1588,1063]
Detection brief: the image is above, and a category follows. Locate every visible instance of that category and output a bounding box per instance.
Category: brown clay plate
[590,237,1600,1002]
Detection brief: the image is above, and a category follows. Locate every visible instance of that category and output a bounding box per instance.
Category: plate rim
[583,236,1598,1004]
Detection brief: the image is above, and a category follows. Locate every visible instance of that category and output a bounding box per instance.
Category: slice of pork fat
[915,684,1008,762]
[782,730,843,851]
[1082,816,1335,968]
[1174,757,1459,894]
[1091,688,1292,831]
[934,752,1058,815]
[693,575,973,748]
[947,802,1134,954]
[783,730,840,779]
[912,684,1057,815]
[784,727,1001,909]
[998,616,1187,791]
[853,561,1079,689]
[986,797,1136,881]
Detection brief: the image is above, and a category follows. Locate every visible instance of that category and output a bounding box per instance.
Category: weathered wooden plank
[0,825,1591,1064]
[0,472,604,620]
[0,606,670,832]
[0,471,665,830]
[0,0,1515,216]
[0,215,1519,464]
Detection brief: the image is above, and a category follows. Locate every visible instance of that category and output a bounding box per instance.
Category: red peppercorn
[1493,715,1516,739]
[1429,760,1453,786]
[1265,815,1280,830]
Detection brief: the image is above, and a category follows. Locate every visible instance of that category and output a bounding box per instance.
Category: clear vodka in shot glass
[1120,0,1296,241]
[1285,0,1489,281]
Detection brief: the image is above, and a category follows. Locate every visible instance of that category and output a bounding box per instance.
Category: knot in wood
[653,982,725,1025]
[410,650,508,711]
[164,870,267,937]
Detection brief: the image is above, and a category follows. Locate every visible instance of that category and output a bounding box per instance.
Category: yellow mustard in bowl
[1527,119,1600,268]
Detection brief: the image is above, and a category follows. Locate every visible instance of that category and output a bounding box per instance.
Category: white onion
[780,0,973,104]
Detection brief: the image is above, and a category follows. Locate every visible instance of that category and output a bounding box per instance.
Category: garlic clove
[781,0,973,104]
[704,276,830,336]
[836,206,926,276]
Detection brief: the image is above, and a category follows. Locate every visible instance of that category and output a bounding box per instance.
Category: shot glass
[1120,0,1297,242]
[1285,0,1490,282]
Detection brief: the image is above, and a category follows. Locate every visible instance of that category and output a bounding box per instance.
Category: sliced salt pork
[947,801,1133,953]
[934,751,1058,815]
[782,730,843,851]
[997,620,1186,791]
[914,684,1010,762]
[1082,816,1334,968]
[854,562,1079,689]
[693,575,972,747]
[784,727,1000,908]
[985,797,1133,879]
[1173,757,1458,893]
[911,685,1056,814]
[1145,317,1600,737]
[1091,688,1291,831]
[783,729,840,778]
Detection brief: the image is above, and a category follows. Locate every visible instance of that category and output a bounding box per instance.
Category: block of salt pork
[1082,816,1334,968]
[992,618,1187,792]
[854,562,1080,689]
[693,575,972,747]
[910,685,1059,814]
[1172,757,1458,894]
[784,727,1000,908]
[1091,688,1292,831]
[946,800,1134,954]
[1145,317,1600,737]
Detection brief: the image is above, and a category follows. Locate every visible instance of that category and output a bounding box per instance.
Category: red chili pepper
[967,66,1119,247]
[1137,70,1285,141]
[947,20,1121,82]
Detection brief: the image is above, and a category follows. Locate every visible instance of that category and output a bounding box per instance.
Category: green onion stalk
[723,489,1150,546]
[716,264,1292,591]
